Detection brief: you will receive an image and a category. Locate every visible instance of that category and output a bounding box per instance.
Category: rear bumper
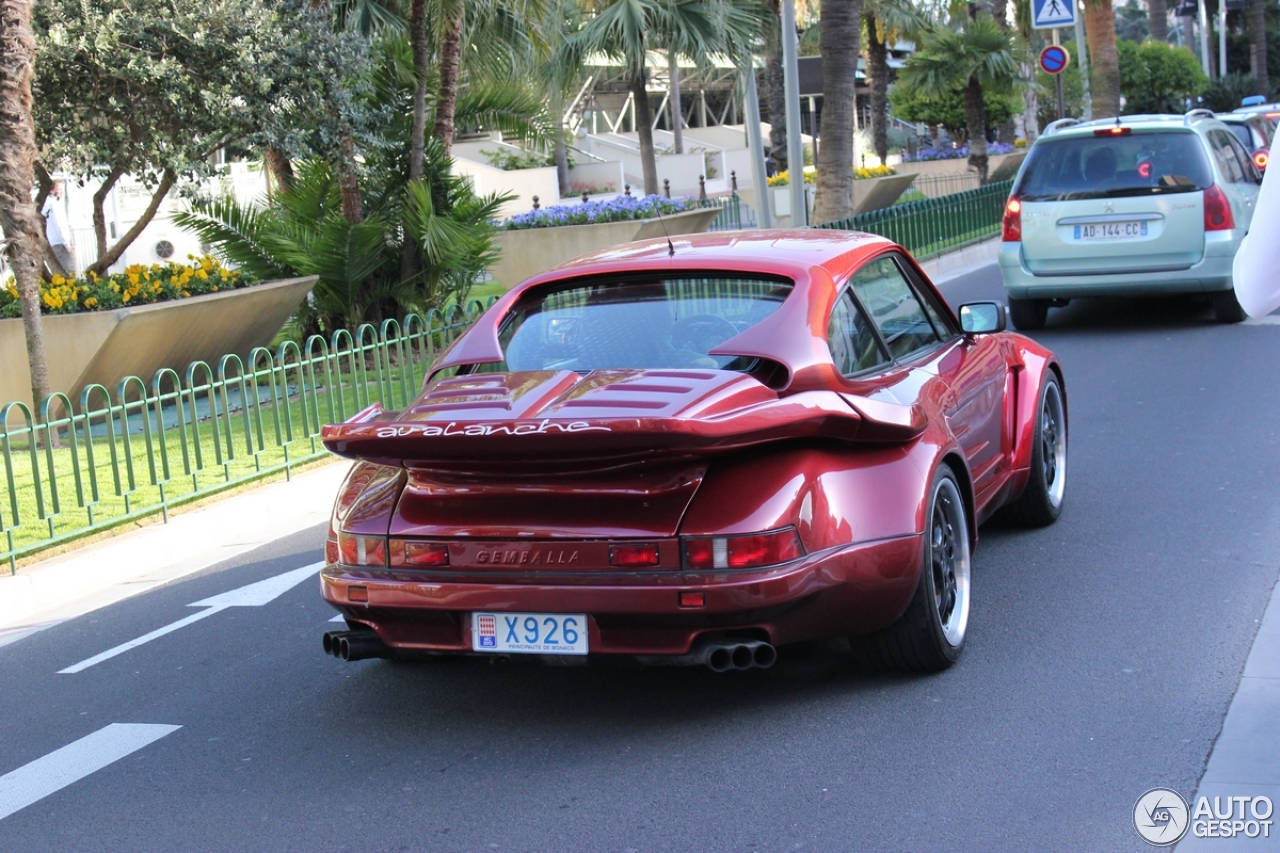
[998,233,1239,299]
[321,534,923,656]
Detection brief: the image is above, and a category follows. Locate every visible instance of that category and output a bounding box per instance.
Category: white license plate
[471,612,588,655]
[1073,221,1148,240]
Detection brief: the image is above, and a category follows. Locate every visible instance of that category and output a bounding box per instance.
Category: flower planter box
[741,173,918,226]
[0,275,317,409]
[488,207,722,289]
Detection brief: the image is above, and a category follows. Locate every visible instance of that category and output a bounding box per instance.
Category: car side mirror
[959,302,1006,334]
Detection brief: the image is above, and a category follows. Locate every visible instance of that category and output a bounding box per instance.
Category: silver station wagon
[999,112,1261,329]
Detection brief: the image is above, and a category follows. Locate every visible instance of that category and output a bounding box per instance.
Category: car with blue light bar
[318,230,1067,673]
[999,111,1261,328]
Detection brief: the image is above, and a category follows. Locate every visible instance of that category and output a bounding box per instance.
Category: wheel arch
[939,450,978,550]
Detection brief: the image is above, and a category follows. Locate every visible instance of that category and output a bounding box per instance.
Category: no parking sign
[1039,44,1070,75]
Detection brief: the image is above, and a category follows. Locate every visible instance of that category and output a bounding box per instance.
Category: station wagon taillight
[1254,148,1269,170]
[683,528,804,570]
[1002,197,1022,242]
[1203,184,1235,231]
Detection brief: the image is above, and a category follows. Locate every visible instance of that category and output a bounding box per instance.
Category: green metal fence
[1,181,1014,569]
[0,302,488,571]
[818,179,1012,260]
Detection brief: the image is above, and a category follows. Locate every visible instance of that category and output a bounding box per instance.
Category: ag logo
[1134,788,1190,845]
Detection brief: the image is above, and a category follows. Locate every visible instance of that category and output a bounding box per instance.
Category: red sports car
[319,230,1067,672]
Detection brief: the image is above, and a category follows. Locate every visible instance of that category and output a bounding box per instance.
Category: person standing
[40,179,74,276]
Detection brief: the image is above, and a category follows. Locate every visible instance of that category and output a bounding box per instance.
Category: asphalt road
[2,265,1279,852]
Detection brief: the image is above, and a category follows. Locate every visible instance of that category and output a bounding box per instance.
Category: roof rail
[1185,108,1216,124]
[1043,118,1080,135]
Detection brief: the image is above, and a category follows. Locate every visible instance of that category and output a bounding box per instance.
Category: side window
[1224,133,1262,184]
[1210,131,1246,183]
[848,256,943,360]
[828,290,888,375]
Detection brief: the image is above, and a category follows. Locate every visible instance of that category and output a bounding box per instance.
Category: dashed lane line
[0,724,181,822]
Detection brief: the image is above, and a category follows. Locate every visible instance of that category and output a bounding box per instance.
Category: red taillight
[609,544,661,567]
[1002,197,1022,242]
[1254,148,1269,170]
[388,539,450,567]
[683,528,804,570]
[1203,184,1236,231]
[1093,126,1131,136]
[337,532,388,567]
[325,535,340,565]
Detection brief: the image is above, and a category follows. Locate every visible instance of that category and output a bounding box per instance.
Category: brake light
[683,528,804,570]
[388,539,450,567]
[1203,184,1235,231]
[1137,160,1152,178]
[609,544,661,567]
[1254,148,1269,170]
[1002,197,1022,242]
[1093,127,1131,136]
[337,532,388,567]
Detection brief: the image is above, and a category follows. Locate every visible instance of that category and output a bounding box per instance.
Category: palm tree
[812,0,860,223]
[896,12,1019,184]
[1249,0,1268,96]
[1083,0,1119,117]
[1148,0,1167,43]
[570,0,762,196]
[0,0,51,404]
[862,0,926,165]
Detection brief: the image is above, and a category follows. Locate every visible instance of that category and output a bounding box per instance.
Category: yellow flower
[84,297,98,308]
[51,275,65,286]
[128,273,140,287]
[195,269,208,281]
[122,292,131,303]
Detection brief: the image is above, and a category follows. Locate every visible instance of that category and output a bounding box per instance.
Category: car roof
[434,230,905,388]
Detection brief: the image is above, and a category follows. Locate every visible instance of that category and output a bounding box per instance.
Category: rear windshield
[1014,130,1213,201]
[481,276,792,373]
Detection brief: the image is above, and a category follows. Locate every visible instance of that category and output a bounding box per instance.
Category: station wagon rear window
[1015,130,1213,201]
[481,276,792,374]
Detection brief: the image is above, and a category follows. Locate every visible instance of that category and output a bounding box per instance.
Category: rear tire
[1002,372,1067,527]
[1213,289,1247,323]
[1008,297,1049,330]
[849,464,970,672]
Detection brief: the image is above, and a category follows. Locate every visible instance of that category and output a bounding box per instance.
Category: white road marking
[329,614,346,623]
[0,724,180,821]
[59,562,322,674]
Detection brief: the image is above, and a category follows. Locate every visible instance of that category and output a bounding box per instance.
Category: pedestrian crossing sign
[1033,0,1076,29]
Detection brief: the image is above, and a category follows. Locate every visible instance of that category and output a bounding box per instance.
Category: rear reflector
[683,528,804,570]
[1203,183,1235,231]
[348,585,369,603]
[609,544,661,567]
[389,539,450,567]
[337,532,388,568]
[679,591,706,608]
[1093,127,1131,136]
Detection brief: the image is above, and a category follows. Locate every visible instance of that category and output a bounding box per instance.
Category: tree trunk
[432,6,464,155]
[864,12,889,165]
[337,134,364,223]
[631,71,660,195]
[1021,62,1041,142]
[264,147,294,196]
[764,5,788,171]
[400,0,429,286]
[0,0,49,406]
[1250,0,1269,96]
[812,0,860,224]
[1084,0,1121,118]
[963,74,989,184]
[1148,0,1168,42]
[86,168,177,277]
[669,51,684,154]
[91,162,127,260]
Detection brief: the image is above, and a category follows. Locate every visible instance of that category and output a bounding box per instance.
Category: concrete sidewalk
[0,460,347,648]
